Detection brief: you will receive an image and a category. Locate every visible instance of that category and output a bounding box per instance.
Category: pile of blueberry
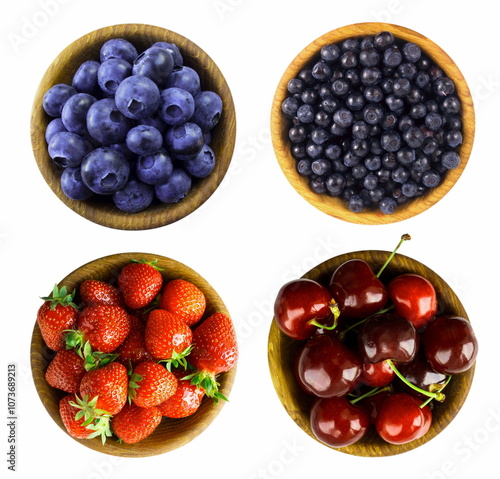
[42,37,223,213]
[281,31,464,214]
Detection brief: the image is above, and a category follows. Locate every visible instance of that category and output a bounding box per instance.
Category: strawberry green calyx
[160,345,194,372]
[40,284,78,311]
[183,370,228,403]
[65,338,118,371]
[130,258,164,272]
[127,372,143,404]
[69,394,113,444]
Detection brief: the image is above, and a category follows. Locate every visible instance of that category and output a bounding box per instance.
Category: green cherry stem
[350,385,391,405]
[309,300,341,331]
[376,233,411,278]
[419,375,453,408]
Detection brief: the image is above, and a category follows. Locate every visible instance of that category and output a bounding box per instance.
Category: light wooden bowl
[31,252,237,457]
[268,250,475,456]
[271,23,475,224]
[31,24,236,230]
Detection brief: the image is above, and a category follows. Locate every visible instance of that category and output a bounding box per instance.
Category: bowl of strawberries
[30,252,238,457]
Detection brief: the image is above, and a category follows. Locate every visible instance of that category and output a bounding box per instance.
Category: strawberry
[114,317,152,367]
[129,361,178,408]
[185,312,238,402]
[79,361,128,415]
[45,349,86,393]
[159,279,206,326]
[145,309,193,368]
[59,394,112,443]
[37,285,79,351]
[111,403,162,444]
[117,259,163,310]
[79,279,124,308]
[157,370,205,418]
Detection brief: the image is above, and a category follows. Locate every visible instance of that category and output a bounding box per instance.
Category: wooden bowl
[31,24,236,230]
[268,250,475,456]
[270,23,475,224]
[31,252,236,457]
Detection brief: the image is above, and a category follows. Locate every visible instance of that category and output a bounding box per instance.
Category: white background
[1,0,499,478]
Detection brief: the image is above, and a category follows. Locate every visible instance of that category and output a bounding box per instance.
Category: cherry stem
[386,359,446,402]
[350,385,391,405]
[419,375,452,408]
[309,300,341,331]
[376,233,411,278]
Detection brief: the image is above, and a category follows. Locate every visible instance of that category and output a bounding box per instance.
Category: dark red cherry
[358,313,418,364]
[310,396,370,447]
[422,315,478,374]
[388,273,438,329]
[329,259,388,319]
[298,334,362,397]
[358,390,392,424]
[360,359,395,387]
[274,278,339,340]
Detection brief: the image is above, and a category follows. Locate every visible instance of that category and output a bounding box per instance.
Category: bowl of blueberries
[31,24,236,230]
[271,23,475,224]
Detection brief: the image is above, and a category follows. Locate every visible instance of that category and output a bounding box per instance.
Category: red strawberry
[159,279,206,326]
[145,309,193,367]
[79,362,128,415]
[117,259,163,310]
[129,361,178,408]
[79,279,124,308]
[45,349,86,393]
[114,318,152,367]
[112,403,162,444]
[37,285,78,351]
[186,312,238,401]
[157,370,205,418]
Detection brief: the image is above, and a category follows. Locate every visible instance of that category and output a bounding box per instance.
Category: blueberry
[312,61,332,81]
[403,126,424,148]
[402,42,421,62]
[296,104,315,124]
[158,87,195,126]
[113,177,154,213]
[100,38,138,64]
[86,98,132,145]
[346,92,365,111]
[155,168,192,203]
[191,91,223,131]
[289,125,307,143]
[441,96,461,115]
[333,108,353,128]
[151,42,183,67]
[301,88,317,104]
[364,155,381,171]
[433,77,455,97]
[363,104,383,125]
[392,77,411,97]
[165,122,204,160]
[184,144,216,178]
[126,125,163,156]
[363,173,378,191]
[392,165,410,183]
[48,131,91,167]
[401,180,418,197]
[348,194,364,212]
[81,147,130,195]
[72,60,100,95]
[45,118,67,144]
[441,150,461,169]
[114,75,161,120]
[364,86,383,103]
[310,127,330,146]
[61,93,96,135]
[325,173,346,196]
[332,79,350,96]
[311,158,331,176]
[446,130,463,148]
[287,78,305,94]
[398,62,417,80]
[60,166,94,201]
[282,96,300,116]
[421,169,441,187]
[43,83,77,117]
[381,130,401,152]
[379,197,397,214]
[132,47,174,87]
[97,58,132,96]
[361,67,382,86]
[325,143,342,160]
[374,31,395,49]
[359,48,380,67]
[136,149,174,185]
[164,66,201,97]
[383,46,403,67]
[320,43,341,62]
[297,158,312,176]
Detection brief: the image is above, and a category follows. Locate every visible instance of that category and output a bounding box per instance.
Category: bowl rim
[270,22,475,225]
[30,23,237,231]
[267,249,475,457]
[30,251,237,457]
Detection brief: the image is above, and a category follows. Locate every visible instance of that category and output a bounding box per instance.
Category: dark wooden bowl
[270,22,475,225]
[268,250,475,456]
[31,252,236,457]
[31,24,236,230]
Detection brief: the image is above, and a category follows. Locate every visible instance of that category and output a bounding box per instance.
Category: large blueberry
[45,118,67,144]
[114,75,160,120]
[152,42,183,67]
[81,147,130,195]
[43,83,77,117]
[136,149,173,185]
[164,66,201,96]
[132,47,174,87]
[72,60,100,95]
[165,122,204,160]
[126,125,163,156]
[61,93,97,135]
[113,177,154,213]
[184,144,216,178]
[155,168,192,203]
[191,91,223,131]
[86,98,132,145]
[158,87,195,126]
[60,166,94,201]
[97,58,132,96]
[100,38,138,64]
[48,131,91,167]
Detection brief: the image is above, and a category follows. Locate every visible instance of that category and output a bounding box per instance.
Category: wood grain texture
[31,252,236,457]
[31,24,236,230]
[270,22,475,225]
[268,250,475,457]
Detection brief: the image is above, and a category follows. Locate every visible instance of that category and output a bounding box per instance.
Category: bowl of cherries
[268,235,478,456]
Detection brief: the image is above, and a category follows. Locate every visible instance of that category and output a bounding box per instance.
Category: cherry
[274,278,340,340]
[298,334,362,397]
[388,273,438,329]
[358,313,418,364]
[310,396,370,447]
[358,389,392,424]
[422,315,478,374]
[360,359,395,387]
